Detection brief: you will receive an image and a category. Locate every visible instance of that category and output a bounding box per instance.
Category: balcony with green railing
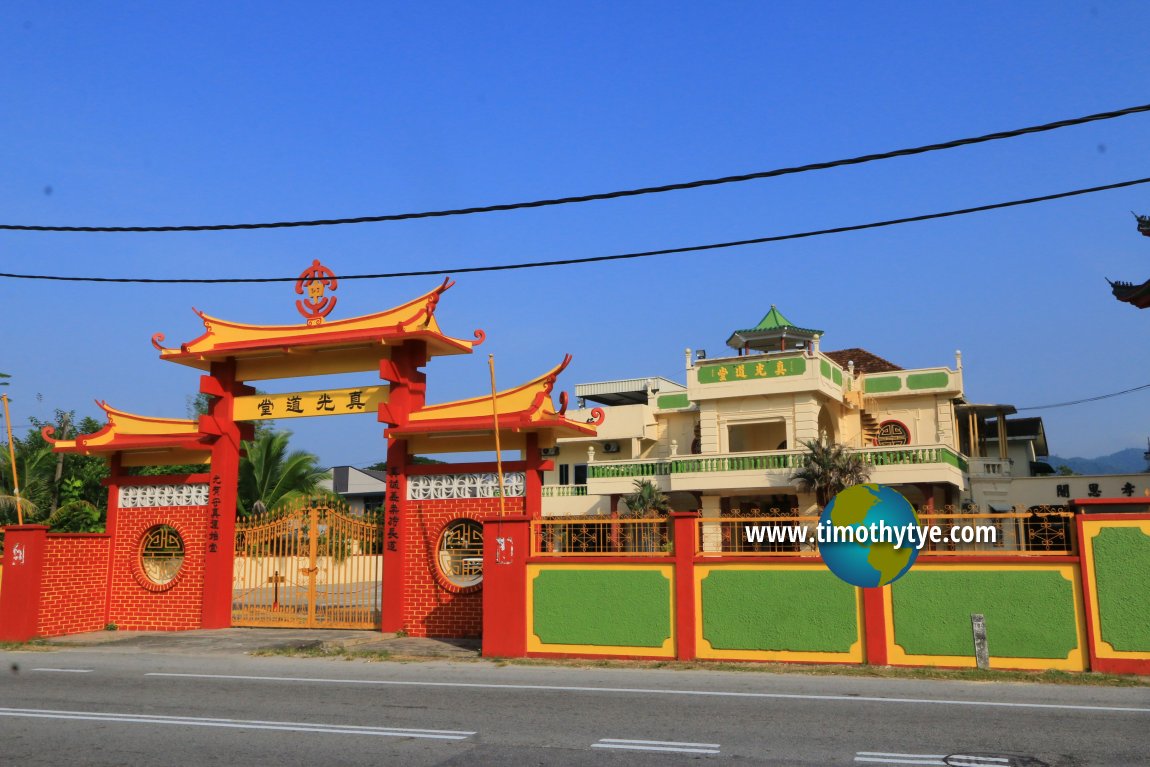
[541,484,589,497]
[587,445,969,492]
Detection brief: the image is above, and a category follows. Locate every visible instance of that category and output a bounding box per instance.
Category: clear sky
[2,2,1149,467]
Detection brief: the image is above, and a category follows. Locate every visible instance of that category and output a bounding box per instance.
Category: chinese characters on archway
[233,385,388,421]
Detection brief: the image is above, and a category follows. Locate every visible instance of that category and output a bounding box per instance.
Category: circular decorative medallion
[873,420,910,446]
[436,519,484,590]
[138,524,185,589]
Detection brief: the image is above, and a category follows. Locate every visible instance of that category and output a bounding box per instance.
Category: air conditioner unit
[540,446,560,457]
[602,441,621,453]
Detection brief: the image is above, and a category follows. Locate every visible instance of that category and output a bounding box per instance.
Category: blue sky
[2,2,1149,466]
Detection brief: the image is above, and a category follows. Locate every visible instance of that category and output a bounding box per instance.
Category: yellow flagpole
[2,393,23,525]
[488,354,507,517]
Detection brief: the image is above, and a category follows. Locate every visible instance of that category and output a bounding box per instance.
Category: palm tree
[237,430,330,516]
[622,478,670,518]
[790,439,871,507]
[0,442,55,525]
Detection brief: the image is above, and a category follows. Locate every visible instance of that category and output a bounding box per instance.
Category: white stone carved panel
[407,472,526,500]
[119,483,209,509]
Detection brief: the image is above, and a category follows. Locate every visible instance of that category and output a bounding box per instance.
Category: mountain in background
[1046,448,1148,475]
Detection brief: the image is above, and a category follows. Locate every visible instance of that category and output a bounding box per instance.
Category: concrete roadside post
[971,612,990,670]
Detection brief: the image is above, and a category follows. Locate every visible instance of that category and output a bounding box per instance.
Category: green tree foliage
[238,430,331,516]
[1,409,109,529]
[622,478,670,517]
[790,439,872,507]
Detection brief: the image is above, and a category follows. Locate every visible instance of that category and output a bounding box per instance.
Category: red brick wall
[37,534,111,637]
[107,506,208,631]
[405,497,524,638]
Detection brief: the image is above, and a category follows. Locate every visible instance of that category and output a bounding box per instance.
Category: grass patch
[250,644,1147,686]
[253,644,393,662]
[0,640,54,652]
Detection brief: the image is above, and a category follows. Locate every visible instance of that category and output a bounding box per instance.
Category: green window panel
[533,569,672,647]
[700,569,858,652]
[891,570,1078,659]
[1092,527,1150,652]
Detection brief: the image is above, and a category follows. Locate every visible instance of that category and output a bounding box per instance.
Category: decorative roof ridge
[414,354,573,418]
[152,277,482,355]
[43,400,203,451]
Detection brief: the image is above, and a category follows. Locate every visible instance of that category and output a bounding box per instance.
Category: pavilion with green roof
[725,305,823,355]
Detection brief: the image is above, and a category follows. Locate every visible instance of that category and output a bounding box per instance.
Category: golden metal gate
[232,502,383,629]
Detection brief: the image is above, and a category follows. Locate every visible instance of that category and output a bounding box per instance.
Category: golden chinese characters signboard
[233,385,388,421]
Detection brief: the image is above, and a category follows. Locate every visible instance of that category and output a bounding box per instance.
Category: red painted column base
[670,511,700,661]
[862,586,889,666]
[0,525,49,641]
[481,516,530,657]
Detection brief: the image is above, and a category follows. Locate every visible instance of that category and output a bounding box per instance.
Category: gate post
[670,511,699,661]
[0,525,49,641]
[199,359,251,629]
[481,515,530,657]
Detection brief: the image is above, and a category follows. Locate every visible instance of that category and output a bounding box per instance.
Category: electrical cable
[3,102,1149,233]
[1017,383,1150,411]
[1,175,1147,283]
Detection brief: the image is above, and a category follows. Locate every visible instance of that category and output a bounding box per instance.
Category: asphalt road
[1,643,1146,766]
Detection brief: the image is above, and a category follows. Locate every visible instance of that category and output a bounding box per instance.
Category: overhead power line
[1018,383,1150,411]
[3,102,1150,233]
[1,175,1148,283]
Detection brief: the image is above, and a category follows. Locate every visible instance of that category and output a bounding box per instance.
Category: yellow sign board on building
[234,385,388,421]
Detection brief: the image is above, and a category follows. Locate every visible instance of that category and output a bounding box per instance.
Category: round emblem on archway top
[295,260,339,325]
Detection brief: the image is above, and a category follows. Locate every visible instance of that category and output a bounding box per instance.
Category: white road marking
[855,754,946,766]
[856,752,1013,766]
[30,668,92,673]
[145,672,1150,715]
[594,738,720,755]
[0,707,474,740]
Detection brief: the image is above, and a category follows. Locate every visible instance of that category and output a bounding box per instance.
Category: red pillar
[199,359,249,629]
[481,515,530,657]
[0,525,49,641]
[101,454,123,628]
[670,511,699,661]
[379,341,427,634]
[862,586,889,665]
[524,433,542,519]
[380,438,408,633]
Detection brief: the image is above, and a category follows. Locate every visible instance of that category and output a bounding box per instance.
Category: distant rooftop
[576,377,685,406]
[823,348,902,374]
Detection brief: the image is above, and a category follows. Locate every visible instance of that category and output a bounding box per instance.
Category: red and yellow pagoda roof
[43,402,213,467]
[385,355,602,453]
[153,279,483,380]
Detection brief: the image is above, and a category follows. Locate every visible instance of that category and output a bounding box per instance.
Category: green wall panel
[864,376,902,393]
[891,570,1078,659]
[1092,527,1150,652]
[700,569,858,652]
[832,367,843,385]
[533,569,672,647]
[906,372,950,390]
[657,393,690,410]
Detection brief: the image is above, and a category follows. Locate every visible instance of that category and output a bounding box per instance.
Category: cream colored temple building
[540,307,1150,517]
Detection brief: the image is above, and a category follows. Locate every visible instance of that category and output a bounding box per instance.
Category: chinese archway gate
[0,262,597,641]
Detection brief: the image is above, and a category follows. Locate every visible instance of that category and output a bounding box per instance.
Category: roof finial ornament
[295,260,339,326]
